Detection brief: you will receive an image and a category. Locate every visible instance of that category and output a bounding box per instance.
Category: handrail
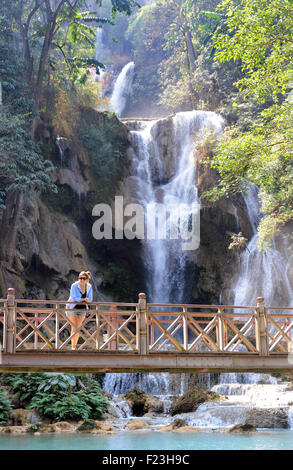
[0,289,293,355]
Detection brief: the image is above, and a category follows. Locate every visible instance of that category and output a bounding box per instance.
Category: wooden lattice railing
[0,289,293,355]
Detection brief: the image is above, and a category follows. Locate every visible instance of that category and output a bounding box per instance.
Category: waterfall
[230,182,293,307]
[103,110,224,395]
[103,111,293,430]
[95,27,105,62]
[213,182,293,428]
[110,62,135,117]
[128,111,224,302]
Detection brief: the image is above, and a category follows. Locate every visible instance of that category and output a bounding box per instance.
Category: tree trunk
[34,29,53,106]
[185,29,196,71]
[0,191,24,270]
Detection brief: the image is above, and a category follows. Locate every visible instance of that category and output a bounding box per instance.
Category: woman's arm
[70,283,82,302]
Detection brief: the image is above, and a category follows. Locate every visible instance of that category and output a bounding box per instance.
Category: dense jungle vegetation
[0,373,108,425]
[0,0,291,259]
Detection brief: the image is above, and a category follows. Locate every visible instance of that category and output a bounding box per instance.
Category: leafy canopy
[203,0,293,248]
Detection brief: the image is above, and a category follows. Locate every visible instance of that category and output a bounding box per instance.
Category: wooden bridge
[1,289,293,373]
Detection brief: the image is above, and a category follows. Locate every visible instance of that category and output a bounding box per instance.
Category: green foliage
[0,107,57,212]
[27,422,41,432]
[0,12,56,213]
[213,0,292,104]
[3,373,44,407]
[0,390,13,425]
[203,0,293,247]
[23,373,109,422]
[4,0,139,101]
[0,17,32,113]
[79,115,128,201]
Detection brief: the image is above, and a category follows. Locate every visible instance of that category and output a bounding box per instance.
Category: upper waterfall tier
[123,110,224,303]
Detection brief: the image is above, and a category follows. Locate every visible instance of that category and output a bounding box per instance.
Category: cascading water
[103,110,224,399]
[104,67,293,427]
[210,182,293,429]
[110,62,135,117]
[230,182,293,308]
[103,110,293,429]
[128,111,224,302]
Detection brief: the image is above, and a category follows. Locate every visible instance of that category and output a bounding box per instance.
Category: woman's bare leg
[71,316,85,349]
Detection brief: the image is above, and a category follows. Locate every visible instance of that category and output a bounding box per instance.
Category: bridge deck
[1,351,292,374]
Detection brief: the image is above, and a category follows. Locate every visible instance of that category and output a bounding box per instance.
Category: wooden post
[95,305,100,350]
[183,307,188,351]
[34,312,39,350]
[256,297,269,356]
[217,307,226,351]
[138,293,148,355]
[286,317,292,353]
[109,305,117,350]
[55,305,60,350]
[4,288,16,353]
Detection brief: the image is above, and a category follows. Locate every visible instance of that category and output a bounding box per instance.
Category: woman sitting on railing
[66,271,93,349]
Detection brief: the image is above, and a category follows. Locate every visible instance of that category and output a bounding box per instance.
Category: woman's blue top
[66,281,93,309]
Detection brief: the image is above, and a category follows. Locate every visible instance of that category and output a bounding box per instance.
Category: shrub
[27,374,108,422]
[3,373,44,407]
[0,390,13,425]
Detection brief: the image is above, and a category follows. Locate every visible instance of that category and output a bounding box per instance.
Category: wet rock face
[124,388,147,417]
[10,409,39,426]
[170,389,221,416]
[123,388,164,416]
[14,193,89,299]
[228,423,257,433]
[0,110,145,301]
[246,408,289,429]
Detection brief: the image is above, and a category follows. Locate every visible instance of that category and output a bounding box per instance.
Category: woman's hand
[84,297,91,303]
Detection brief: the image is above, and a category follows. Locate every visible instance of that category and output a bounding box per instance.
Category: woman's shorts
[66,306,87,318]
[66,311,86,318]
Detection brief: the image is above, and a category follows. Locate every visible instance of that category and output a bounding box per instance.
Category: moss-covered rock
[228,424,257,433]
[171,418,187,429]
[77,419,97,432]
[170,389,220,416]
[124,388,147,417]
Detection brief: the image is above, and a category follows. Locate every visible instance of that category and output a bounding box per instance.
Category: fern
[0,391,13,425]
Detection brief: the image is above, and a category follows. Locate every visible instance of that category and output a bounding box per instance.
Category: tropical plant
[0,390,13,425]
[26,373,109,422]
[3,373,45,407]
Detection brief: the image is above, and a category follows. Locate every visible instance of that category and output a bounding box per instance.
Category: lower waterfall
[103,110,293,429]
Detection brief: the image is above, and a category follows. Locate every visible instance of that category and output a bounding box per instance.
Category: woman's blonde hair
[78,271,91,281]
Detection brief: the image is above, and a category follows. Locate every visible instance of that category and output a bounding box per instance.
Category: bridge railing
[0,289,293,355]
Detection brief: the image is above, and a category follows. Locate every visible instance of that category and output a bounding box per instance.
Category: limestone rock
[144,395,164,414]
[246,408,288,429]
[170,389,221,415]
[126,419,150,430]
[10,409,33,426]
[77,419,97,432]
[0,425,29,434]
[77,419,115,434]
[228,424,258,433]
[124,388,147,416]
[157,421,201,433]
[40,421,74,433]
